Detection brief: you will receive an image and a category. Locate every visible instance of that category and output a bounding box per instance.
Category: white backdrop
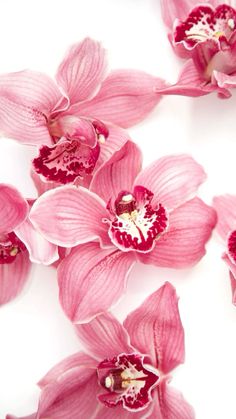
[0,1,236,418]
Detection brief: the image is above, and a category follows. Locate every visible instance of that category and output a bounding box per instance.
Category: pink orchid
[7,283,195,419]
[213,194,236,304]
[30,142,217,323]
[0,184,58,306]
[158,0,236,98]
[0,37,161,193]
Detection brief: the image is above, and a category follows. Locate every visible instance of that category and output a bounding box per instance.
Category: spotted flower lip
[0,37,162,191]
[157,0,236,98]
[29,143,217,323]
[6,283,195,419]
[213,194,236,304]
[0,183,59,306]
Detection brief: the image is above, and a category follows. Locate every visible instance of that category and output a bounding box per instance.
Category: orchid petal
[38,352,97,388]
[160,0,199,30]
[77,70,162,128]
[139,198,217,268]
[0,250,31,305]
[213,194,236,240]
[58,242,135,323]
[75,312,133,361]
[56,38,107,105]
[213,70,236,91]
[157,379,195,419]
[95,405,148,419]
[14,216,58,265]
[31,170,61,196]
[6,415,35,419]
[124,283,184,373]
[0,184,28,234]
[30,186,110,248]
[96,125,130,168]
[91,140,142,203]
[134,154,206,211]
[0,70,61,145]
[222,253,236,305]
[37,365,98,419]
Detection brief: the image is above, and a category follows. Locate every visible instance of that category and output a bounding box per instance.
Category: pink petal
[155,59,215,97]
[124,282,185,373]
[77,70,163,128]
[37,365,98,419]
[6,415,35,419]
[0,250,31,305]
[0,184,28,234]
[14,216,59,265]
[160,0,199,30]
[75,312,133,361]
[58,241,135,323]
[31,170,61,196]
[38,352,97,388]
[139,198,217,268]
[30,186,110,248]
[96,125,130,169]
[222,253,236,305]
[91,140,142,203]
[213,194,236,240]
[95,405,149,419]
[56,38,107,106]
[212,70,236,96]
[0,70,61,145]
[134,154,206,211]
[157,379,195,419]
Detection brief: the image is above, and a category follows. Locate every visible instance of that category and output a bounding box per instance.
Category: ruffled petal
[139,198,217,268]
[77,70,162,128]
[0,250,31,305]
[30,186,110,247]
[91,140,142,203]
[56,38,107,105]
[75,312,133,361]
[157,379,195,419]
[31,170,61,196]
[213,194,236,240]
[134,155,206,211]
[38,352,97,388]
[0,70,61,145]
[58,242,135,323]
[95,404,151,418]
[0,184,28,234]
[124,282,184,373]
[14,216,58,265]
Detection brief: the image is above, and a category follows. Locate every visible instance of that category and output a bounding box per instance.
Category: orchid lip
[97,353,159,412]
[0,232,26,264]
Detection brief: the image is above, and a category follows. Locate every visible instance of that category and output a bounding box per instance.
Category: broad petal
[56,38,107,105]
[139,198,217,268]
[75,312,133,361]
[30,186,110,247]
[78,70,163,128]
[96,404,152,418]
[213,194,236,240]
[91,140,142,203]
[31,169,61,196]
[14,217,58,265]
[157,379,195,419]
[38,352,97,388]
[0,184,28,234]
[160,0,199,30]
[0,250,31,305]
[124,283,184,373]
[96,125,130,169]
[155,60,216,97]
[0,70,61,145]
[134,154,206,211]
[58,242,135,323]
[37,365,99,419]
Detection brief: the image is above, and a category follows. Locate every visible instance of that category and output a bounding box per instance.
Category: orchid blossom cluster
[0,1,236,416]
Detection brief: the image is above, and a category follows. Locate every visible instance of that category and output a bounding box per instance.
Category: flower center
[174,4,236,47]
[107,186,168,253]
[0,232,26,264]
[228,230,236,263]
[97,353,159,412]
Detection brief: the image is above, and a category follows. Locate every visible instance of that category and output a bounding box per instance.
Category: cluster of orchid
[1,0,236,418]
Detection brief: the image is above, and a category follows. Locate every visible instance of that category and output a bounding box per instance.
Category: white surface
[0,0,236,418]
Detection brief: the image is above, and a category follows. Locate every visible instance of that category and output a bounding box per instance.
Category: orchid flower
[213,194,236,304]
[0,184,58,306]
[7,283,195,419]
[158,0,236,98]
[0,37,161,193]
[30,142,217,323]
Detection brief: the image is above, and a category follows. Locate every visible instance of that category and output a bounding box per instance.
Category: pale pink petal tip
[0,184,28,234]
[213,194,236,241]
